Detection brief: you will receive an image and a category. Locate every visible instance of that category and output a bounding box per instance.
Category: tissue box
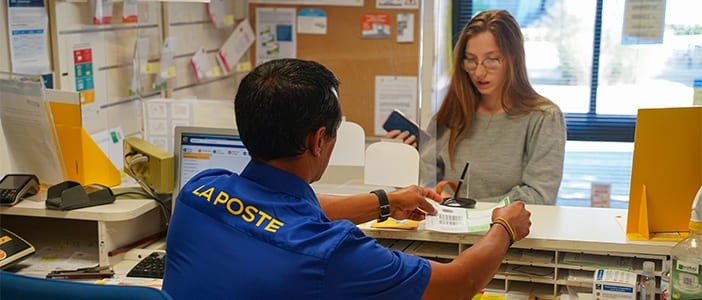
[593,269,637,300]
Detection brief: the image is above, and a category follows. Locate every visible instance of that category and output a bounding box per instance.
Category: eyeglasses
[462,57,502,72]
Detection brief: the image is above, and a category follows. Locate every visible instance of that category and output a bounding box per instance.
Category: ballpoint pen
[46,265,114,279]
[452,161,470,200]
[441,162,474,208]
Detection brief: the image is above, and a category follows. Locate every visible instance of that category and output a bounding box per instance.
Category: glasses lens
[464,59,477,70]
[484,58,500,69]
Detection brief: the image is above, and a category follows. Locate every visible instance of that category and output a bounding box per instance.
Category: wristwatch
[371,189,391,222]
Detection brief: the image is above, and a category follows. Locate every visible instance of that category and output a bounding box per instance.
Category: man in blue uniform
[163,58,532,299]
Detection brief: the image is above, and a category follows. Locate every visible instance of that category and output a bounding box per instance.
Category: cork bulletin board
[248,1,420,137]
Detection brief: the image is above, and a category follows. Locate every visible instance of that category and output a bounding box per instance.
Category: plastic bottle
[670,186,702,300]
[639,260,655,300]
[660,259,671,300]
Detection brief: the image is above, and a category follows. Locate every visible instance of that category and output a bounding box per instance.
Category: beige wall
[0,0,434,180]
[1,1,10,174]
[0,2,9,73]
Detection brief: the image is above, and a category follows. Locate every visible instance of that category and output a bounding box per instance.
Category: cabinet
[0,192,165,268]
[360,205,676,298]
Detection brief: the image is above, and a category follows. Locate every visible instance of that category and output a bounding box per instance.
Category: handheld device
[0,174,40,206]
[0,228,36,269]
[382,109,431,146]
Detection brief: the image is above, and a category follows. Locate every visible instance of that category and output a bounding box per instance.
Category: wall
[1,1,13,174]
[0,0,434,179]
[0,0,250,177]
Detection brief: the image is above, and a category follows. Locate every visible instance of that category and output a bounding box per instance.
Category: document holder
[0,228,36,269]
[45,181,115,210]
[47,90,121,187]
[626,107,702,241]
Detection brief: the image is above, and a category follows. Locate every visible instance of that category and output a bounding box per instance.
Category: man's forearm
[317,193,380,224]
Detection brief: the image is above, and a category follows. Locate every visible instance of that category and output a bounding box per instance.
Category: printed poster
[255,7,297,66]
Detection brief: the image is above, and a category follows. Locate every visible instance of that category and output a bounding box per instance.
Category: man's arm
[423,201,532,299]
[317,185,441,224]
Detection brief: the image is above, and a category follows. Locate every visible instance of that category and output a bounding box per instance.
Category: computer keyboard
[126,251,166,279]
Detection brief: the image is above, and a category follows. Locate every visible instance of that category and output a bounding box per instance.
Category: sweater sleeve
[481,107,566,205]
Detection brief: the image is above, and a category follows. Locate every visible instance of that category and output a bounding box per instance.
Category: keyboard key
[126,251,166,279]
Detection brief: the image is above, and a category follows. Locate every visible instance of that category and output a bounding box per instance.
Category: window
[451,0,701,142]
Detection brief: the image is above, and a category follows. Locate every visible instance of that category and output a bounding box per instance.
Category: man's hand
[386,185,442,221]
[491,201,531,241]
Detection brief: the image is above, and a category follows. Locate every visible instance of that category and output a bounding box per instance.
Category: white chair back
[329,120,365,166]
[364,139,419,187]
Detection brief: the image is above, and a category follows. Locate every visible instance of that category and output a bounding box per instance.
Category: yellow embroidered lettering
[264,219,284,232]
[242,205,257,222]
[255,211,272,227]
[227,198,244,215]
[213,191,229,205]
[192,185,206,196]
[199,187,215,202]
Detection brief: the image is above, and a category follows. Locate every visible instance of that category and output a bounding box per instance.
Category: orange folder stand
[626,107,702,241]
[48,95,121,187]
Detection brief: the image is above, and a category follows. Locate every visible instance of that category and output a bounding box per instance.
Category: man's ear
[308,127,327,156]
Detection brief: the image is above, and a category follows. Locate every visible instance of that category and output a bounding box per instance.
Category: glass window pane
[597,0,701,115]
[466,0,596,114]
[523,1,595,114]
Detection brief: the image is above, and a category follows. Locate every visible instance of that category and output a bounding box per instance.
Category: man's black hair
[235,58,342,162]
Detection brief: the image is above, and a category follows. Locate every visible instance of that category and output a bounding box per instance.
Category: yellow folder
[47,92,121,187]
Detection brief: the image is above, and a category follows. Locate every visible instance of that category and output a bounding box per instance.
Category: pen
[452,162,470,200]
[46,270,114,280]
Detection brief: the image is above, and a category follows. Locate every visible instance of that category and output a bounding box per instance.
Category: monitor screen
[172,126,251,206]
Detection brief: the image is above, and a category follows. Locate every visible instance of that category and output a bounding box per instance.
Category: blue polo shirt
[162,161,431,300]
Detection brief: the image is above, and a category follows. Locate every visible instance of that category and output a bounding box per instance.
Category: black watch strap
[371,189,390,222]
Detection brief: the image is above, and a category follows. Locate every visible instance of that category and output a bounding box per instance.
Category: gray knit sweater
[419,104,566,205]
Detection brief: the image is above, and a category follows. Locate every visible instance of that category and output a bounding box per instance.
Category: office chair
[364,139,419,187]
[0,271,172,300]
[329,119,366,166]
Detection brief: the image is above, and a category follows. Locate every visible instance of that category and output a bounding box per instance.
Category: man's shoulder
[183,168,238,191]
[194,168,236,179]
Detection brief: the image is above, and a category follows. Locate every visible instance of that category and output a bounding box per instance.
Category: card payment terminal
[0,174,40,206]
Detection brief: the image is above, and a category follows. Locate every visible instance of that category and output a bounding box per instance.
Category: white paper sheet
[0,75,64,185]
[374,76,418,135]
[424,197,510,233]
[91,127,125,171]
[7,0,51,75]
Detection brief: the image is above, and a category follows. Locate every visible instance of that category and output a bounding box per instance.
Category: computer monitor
[172,126,251,211]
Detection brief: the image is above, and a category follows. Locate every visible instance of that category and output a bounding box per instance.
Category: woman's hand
[384,130,418,148]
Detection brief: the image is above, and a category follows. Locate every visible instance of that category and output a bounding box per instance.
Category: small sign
[361,13,391,39]
[298,8,327,35]
[694,79,702,106]
[591,182,611,208]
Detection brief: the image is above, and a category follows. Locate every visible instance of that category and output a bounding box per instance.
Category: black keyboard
[126,251,166,279]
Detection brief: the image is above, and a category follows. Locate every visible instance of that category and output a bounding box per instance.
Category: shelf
[405,241,459,259]
[504,248,555,266]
